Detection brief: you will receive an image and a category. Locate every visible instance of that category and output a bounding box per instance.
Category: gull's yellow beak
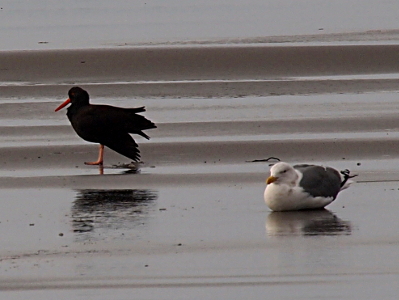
[266,176,278,185]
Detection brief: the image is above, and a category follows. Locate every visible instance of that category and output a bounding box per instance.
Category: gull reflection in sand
[71,189,158,241]
[266,209,352,237]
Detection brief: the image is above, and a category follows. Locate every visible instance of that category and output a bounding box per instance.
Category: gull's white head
[266,162,298,185]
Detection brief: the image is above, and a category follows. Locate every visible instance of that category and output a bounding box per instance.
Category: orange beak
[55,98,71,112]
[266,176,278,185]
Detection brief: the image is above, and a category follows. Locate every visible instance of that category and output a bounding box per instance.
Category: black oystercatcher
[55,87,156,165]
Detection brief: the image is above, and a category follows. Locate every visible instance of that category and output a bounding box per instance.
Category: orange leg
[85,144,104,165]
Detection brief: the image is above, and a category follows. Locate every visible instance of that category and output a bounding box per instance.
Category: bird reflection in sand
[71,189,157,240]
[265,209,352,237]
[96,162,140,175]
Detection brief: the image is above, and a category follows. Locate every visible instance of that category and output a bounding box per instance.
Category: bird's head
[266,162,298,185]
[55,87,90,112]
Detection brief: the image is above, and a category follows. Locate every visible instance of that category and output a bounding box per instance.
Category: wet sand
[1,44,399,298]
[1,45,399,99]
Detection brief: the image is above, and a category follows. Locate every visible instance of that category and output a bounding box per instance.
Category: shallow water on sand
[2,0,399,50]
[1,42,399,298]
[1,182,399,299]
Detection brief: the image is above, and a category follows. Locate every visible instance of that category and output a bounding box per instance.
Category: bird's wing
[294,165,342,198]
[84,105,156,139]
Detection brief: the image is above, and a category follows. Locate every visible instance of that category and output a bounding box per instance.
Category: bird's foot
[84,161,103,166]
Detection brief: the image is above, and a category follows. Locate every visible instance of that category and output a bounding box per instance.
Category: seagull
[264,162,354,211]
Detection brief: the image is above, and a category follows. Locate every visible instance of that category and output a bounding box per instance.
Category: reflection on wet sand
[96,163,140,175]
[266,209,351,237]
[72,189,158,240]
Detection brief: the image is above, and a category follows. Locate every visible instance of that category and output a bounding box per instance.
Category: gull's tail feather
[340,169,357,191]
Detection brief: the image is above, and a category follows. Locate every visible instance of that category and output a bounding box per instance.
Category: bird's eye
[282,169,287,173]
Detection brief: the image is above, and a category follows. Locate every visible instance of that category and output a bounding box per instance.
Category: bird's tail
[126,107,157,140]
[340,169,357,191]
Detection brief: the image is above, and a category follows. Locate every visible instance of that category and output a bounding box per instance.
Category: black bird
[55,87,156,165]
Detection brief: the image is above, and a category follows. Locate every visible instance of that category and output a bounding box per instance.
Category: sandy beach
[1,0,399,293]
[0,42,399,299]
